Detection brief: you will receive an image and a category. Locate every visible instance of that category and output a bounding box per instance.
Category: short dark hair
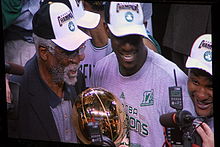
[104,1,111,23]
[40,0,72,10]
[84,0,105,11]
[189,68,212,79]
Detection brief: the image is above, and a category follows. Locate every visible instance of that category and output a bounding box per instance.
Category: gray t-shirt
[79,39,112,88]
[91,49,195,147]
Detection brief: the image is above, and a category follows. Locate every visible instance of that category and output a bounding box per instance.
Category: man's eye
[208,87,213,91]
[65,50,78,56]
[192,79,199,86]
[206,85,213,90]
[74,50,79,54]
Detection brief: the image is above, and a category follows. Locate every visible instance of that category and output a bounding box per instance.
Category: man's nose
[197,87,209,100]
[120,42,134,52]
[68,54,84,64]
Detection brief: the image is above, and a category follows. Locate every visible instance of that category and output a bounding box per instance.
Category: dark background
[0,0,219,146]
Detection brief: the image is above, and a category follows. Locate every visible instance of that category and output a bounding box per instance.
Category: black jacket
[8,55,86,142]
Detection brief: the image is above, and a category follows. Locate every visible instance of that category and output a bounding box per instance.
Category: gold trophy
[72,87,127,146]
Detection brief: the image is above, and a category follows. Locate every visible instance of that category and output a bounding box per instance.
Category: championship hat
[185,34,212,75]
[33,2,91,51]
[69,0,100,29]
[105,1,148,38]
[40,0,100,29]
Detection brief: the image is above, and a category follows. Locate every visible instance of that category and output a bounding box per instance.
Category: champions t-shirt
[91,48,195,147]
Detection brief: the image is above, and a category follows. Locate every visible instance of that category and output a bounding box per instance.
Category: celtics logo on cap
[204,50,212,62]
[125,12,134,22]
[68,21,75,32]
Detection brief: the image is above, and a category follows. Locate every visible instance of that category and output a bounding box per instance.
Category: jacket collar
[25,55,77,108]
[22,55,77,140]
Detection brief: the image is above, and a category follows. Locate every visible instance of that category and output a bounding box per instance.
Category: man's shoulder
[10,56,38,89]
[95,52,116,67]
[149,49,176,70]
[149,49,187,80]
[92,52,117,83]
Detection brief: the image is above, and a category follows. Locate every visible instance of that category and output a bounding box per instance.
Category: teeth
[197,101,204,105]
[198,101,212,105]
[123,55,133,60]
[69,75,77,79]
[68,70,77,77]
[197,98,213,105]
[122,54,135,62]
[196,99,212,109]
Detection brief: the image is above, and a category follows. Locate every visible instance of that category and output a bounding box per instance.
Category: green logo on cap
[68,21,75,32]
[204,51,212,62]
[125,12,134,22]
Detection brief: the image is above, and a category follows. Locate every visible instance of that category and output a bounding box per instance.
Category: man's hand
[6,77,12,103]
[196,122,214,147]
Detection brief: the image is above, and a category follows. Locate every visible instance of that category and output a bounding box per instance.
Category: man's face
[48,62,80,86]
[187,70,213,117]
[110,34,146,76]
[47,43,85,85]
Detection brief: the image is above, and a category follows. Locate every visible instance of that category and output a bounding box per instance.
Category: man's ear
[103,22,111,38]
[39,46,48,61]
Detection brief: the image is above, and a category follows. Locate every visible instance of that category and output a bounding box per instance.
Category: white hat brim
[107,23,148,38]
[52,28,91,51]
[76,11,100,29]
[186,57,212,75]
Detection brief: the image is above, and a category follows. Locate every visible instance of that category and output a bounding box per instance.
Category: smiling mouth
[123,55,134,62]
[68,70,77,78]
[120,52,136,62]
[196,99,213,110]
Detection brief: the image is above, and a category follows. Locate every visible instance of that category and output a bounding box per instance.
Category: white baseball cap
[185,34,212,75]
[105,2,148,38]
[33,2,91,51]
[40,0,100,29]
[69,0,100,29]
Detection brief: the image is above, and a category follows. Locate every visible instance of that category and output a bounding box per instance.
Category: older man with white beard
[7,2,90,143]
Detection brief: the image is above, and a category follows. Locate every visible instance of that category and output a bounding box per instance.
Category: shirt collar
[48,83,76,108]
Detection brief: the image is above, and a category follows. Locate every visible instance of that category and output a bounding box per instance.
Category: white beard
[64,64,79,85]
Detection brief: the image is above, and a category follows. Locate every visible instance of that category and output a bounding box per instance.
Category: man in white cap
[40,0,112,88]
[79,0,113,88]
[91,2,195,147]
[185,34,214,147]
[40,0,101,28]
[7,2,91,143]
